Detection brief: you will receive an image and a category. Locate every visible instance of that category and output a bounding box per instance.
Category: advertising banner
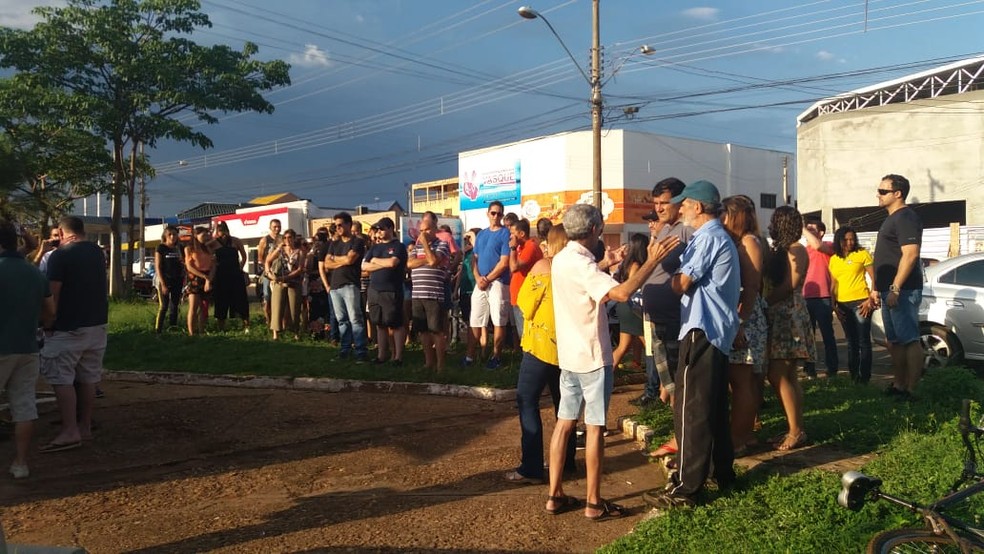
[459,160,522,211]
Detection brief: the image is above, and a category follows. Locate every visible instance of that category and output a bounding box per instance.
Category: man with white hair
[543,203,680,520]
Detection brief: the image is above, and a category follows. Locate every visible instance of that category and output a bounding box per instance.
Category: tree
[0,80,113,230]
[0,0,290,295]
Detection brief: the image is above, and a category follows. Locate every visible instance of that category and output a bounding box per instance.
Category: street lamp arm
[517,6,592,86]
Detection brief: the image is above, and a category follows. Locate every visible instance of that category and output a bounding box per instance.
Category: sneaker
[631,395,659,410]
[9,463,29,479]
[391,359,403,367]
[885,385,903,396]
[370,358,387,366]
[460,357,474,368]
[485,357,501,370]
[354,354,369,364]
[95,387,105,399]
[333,351,351,362]
[575,428,586,450]
[648,492,696,510]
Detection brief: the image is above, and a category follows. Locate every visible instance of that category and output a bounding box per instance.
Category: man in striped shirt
[409,211,451,372]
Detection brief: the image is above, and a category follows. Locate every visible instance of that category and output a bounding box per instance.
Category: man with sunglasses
[467,201,511,369]
[871,174,923,399]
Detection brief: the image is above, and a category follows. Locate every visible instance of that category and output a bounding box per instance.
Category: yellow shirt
[517,271,558,366]
[828,249,874,303]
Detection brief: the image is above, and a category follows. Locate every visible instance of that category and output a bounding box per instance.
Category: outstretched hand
[647,235,681,264]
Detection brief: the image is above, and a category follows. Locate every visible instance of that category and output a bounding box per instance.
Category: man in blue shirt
[651,180,741,510]
[466,201,512,369]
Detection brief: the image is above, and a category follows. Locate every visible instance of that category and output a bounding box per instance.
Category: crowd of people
[0,173,924,516]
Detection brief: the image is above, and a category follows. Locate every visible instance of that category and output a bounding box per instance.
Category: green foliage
[608,369,984,553]
[0,0,291,294]
[105,301,521,388]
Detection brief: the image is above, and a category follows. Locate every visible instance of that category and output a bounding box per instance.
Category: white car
[131,256,155,277]
[872,252,984,368]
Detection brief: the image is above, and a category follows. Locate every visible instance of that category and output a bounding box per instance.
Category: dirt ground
[1,379,667,553]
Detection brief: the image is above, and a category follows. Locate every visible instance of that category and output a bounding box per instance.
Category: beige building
[796,57,984,231]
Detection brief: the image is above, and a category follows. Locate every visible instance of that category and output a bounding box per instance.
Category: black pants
[669,329,734,499]
[156,282,181,332]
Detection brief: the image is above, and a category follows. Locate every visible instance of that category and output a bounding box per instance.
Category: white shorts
[40,324,107,386]
[469,280,510,328]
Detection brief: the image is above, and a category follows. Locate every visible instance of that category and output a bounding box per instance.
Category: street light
[518,3,603,210]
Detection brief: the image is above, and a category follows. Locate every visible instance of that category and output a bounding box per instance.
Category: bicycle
[838,399,984,553]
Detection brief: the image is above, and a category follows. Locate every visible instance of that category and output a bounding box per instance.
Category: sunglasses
[877,188,896,196]
[488,211,501,216]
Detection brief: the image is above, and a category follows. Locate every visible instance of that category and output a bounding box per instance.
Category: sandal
[544,495,581,515]
[775,432,809,451]
[585,499,627,521]
[645,441,678,458]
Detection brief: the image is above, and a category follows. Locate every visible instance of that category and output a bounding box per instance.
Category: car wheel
[920,324,963,371]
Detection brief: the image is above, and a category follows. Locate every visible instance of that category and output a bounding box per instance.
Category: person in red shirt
[508,219,543,340]
[802,218,839,378]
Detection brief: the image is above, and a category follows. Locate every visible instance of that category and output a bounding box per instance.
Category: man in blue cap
[647,180,741,510]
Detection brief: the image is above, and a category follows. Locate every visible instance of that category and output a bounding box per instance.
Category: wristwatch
[889,284,900,294]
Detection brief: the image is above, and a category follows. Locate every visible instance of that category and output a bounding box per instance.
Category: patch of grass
[604,367,984,553]
[105,300,521,388]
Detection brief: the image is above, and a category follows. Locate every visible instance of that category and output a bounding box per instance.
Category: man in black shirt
[40,216,109,452]
[362,217,408,365]
[321,212,368,362]
[871,174,923,397]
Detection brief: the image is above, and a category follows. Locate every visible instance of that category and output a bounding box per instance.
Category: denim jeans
[329,284,368,357]
[805,297,839,375]
[326,292,340,342]
[515,352,576,479]
[838,300,873,382]
[644,321,680,399]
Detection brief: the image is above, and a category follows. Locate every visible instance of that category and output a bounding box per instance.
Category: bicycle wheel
[867,528,977,553]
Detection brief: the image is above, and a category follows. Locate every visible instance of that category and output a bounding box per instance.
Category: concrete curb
[104,370,517,402]
[616,416,655,446]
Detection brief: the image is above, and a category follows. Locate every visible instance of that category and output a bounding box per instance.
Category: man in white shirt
[544,203,679,520]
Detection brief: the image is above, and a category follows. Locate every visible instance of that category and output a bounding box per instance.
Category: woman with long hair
[266,229,304,340]
[184,226,214,336]
[210,221,250,333]
[504,224,578,484]
[721,195,768,455]
[612,233,649,369]
[154,225,184,333]
[829,226,876,384]
[764,206,815,451]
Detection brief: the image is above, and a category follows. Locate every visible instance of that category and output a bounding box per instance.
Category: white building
[796,56,984,232]
[458,129,794,244]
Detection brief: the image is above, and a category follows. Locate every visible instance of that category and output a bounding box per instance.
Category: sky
[3,0,983,218]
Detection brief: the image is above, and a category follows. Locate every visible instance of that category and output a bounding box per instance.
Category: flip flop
[544,495,582,515]
[776,432,809,452]
[585,499,627,521]
[39,440,82,453]
[645,441,678,458]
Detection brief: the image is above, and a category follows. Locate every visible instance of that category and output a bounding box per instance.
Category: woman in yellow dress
[503,224,578,484]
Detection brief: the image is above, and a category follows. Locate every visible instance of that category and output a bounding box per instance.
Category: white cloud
[682,7,719,21]
[0,0,64,30]
[816,50,846,63]
[289,44,331,68]
[355,14,365,24]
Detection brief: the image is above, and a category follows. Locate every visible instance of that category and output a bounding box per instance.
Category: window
[760,193,777,210]
[947,260,984,288]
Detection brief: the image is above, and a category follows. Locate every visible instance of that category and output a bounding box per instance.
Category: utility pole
[782,156,789,205]
[590,0,603,210]
[138,141,147,275]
